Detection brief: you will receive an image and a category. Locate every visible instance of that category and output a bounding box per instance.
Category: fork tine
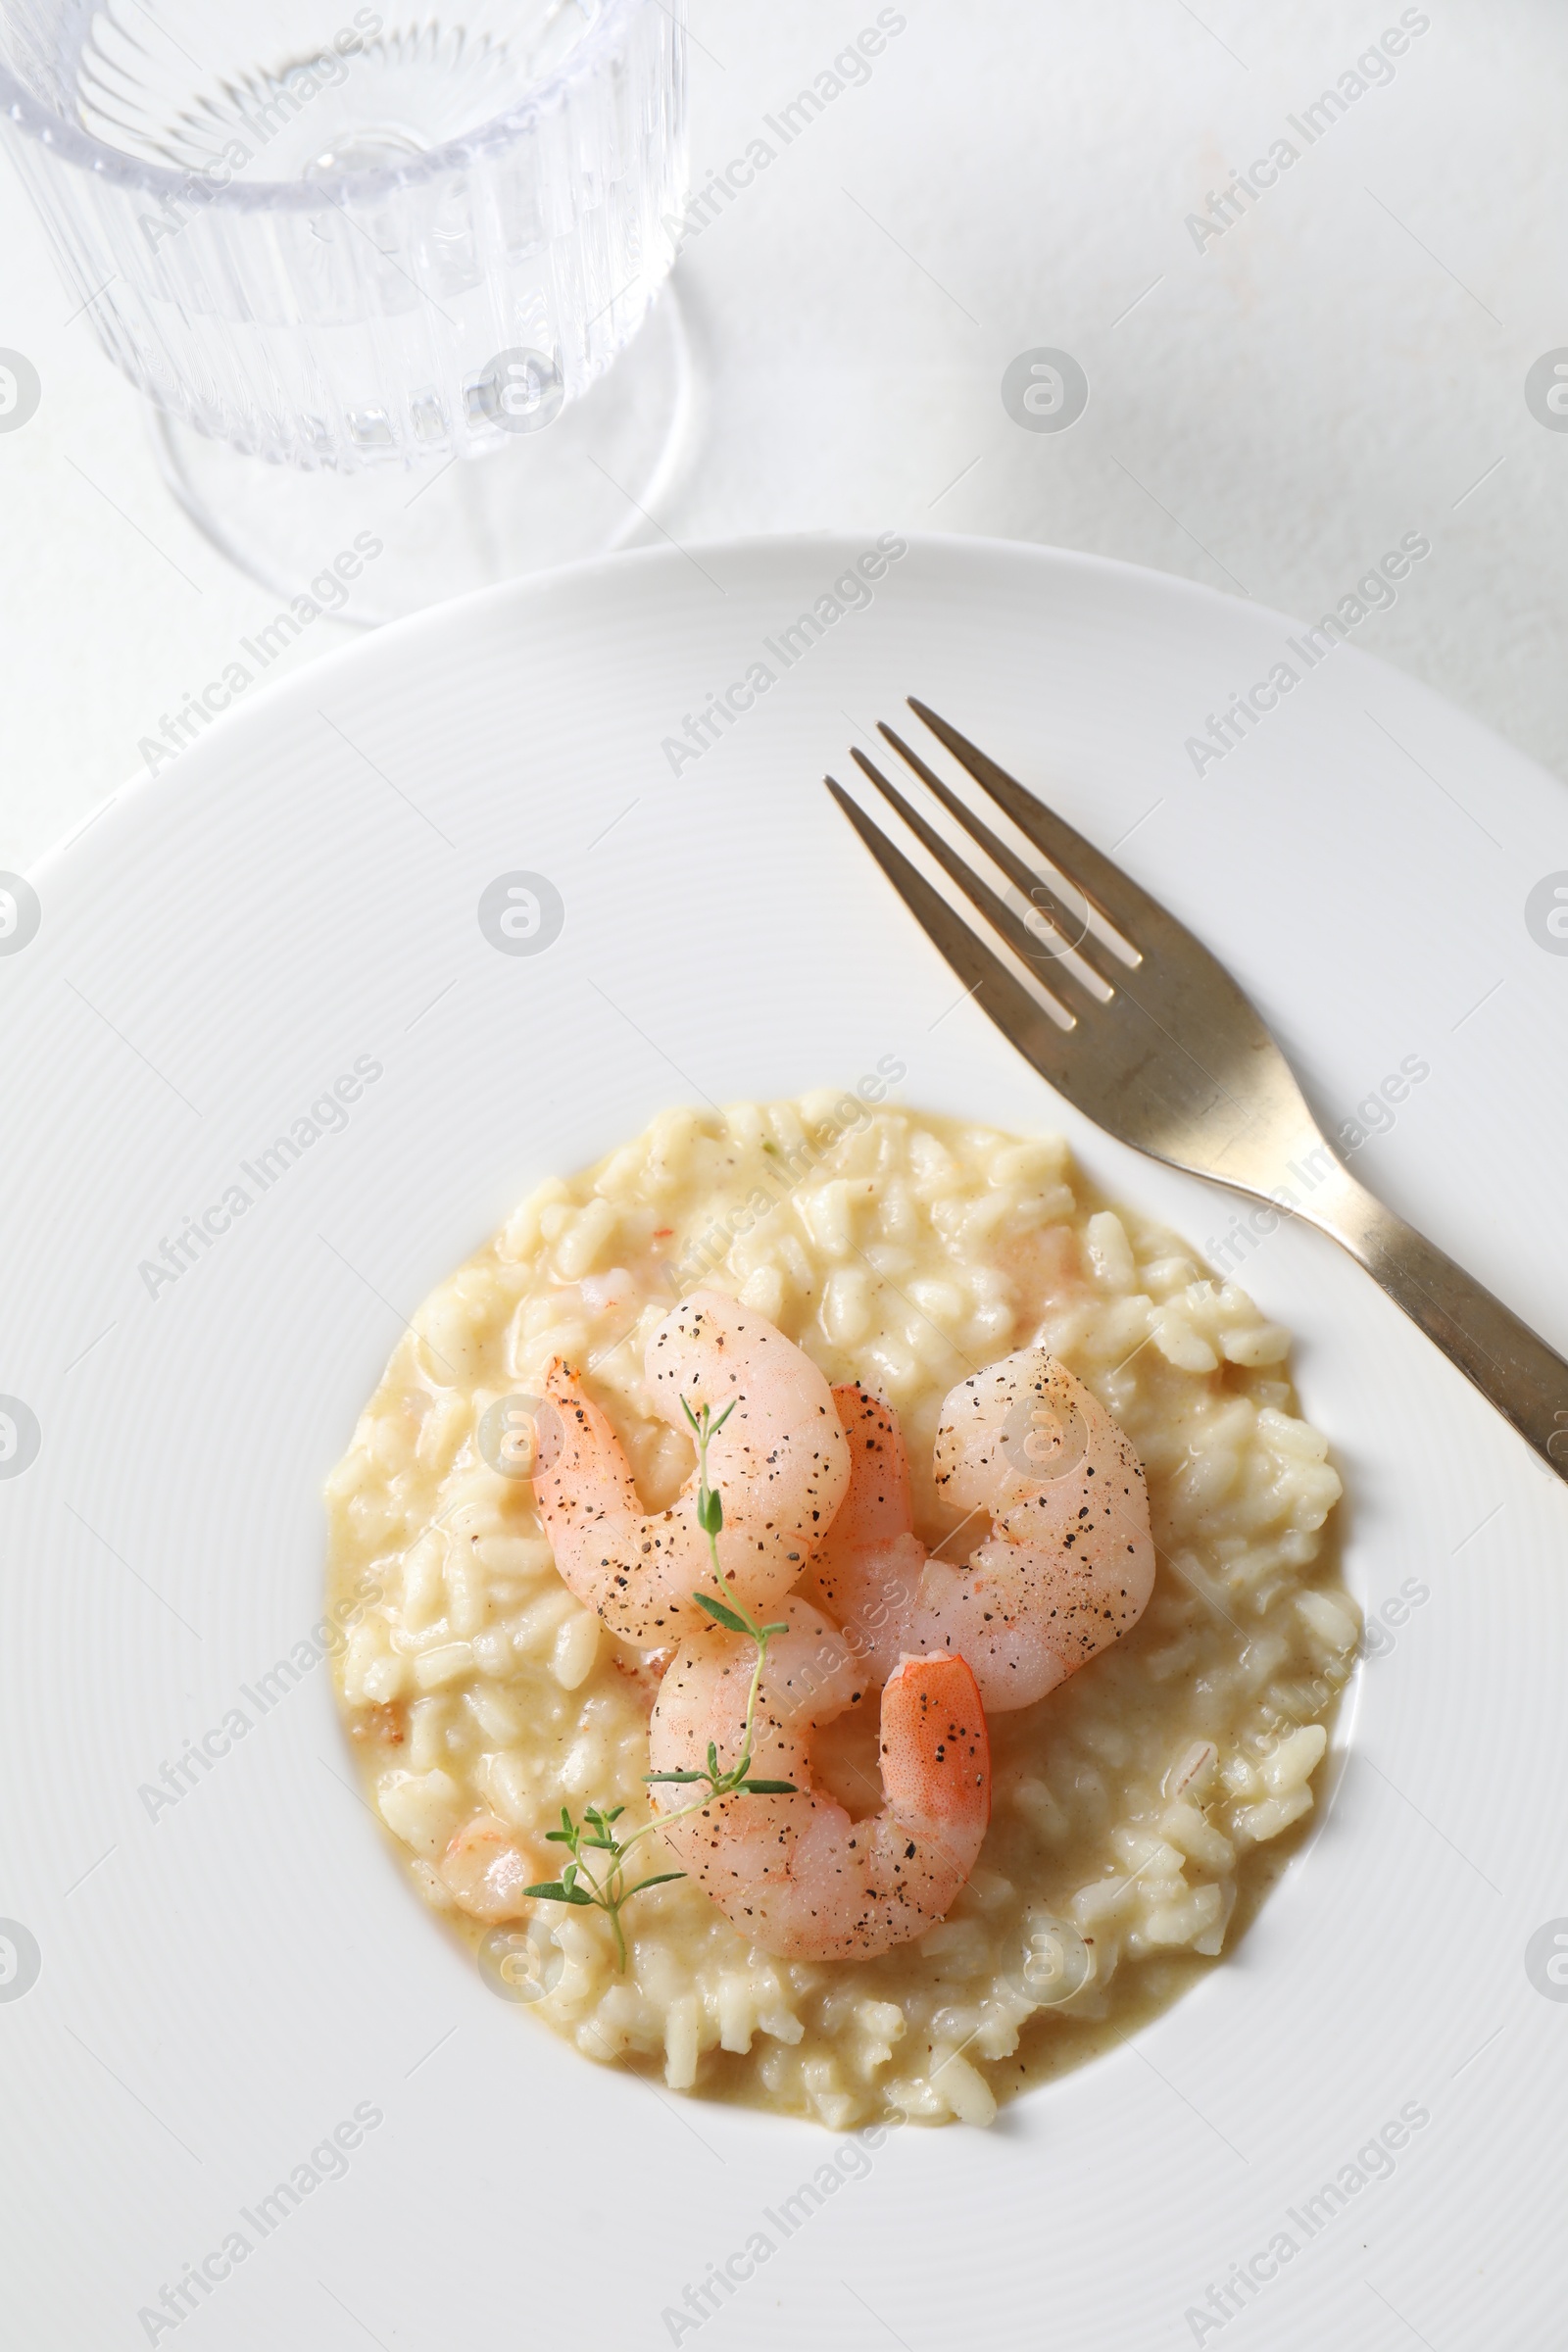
[823,780,1077,1078]
[846,746,1087,1012]
[873,720,1123,991]
[908,698,1161,953]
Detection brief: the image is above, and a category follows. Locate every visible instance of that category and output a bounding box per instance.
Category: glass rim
[0,0,669,209]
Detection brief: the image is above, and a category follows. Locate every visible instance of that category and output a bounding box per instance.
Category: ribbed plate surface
[2,534,1563,2348]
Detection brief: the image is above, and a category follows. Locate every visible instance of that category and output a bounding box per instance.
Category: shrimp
[647,1596,990,1960]
[531,1288,851,1647]
[436,1813,541,1923]
[809,1350,1154,1712]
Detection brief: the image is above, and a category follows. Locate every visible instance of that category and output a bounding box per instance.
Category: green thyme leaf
[694,1592,749,1634]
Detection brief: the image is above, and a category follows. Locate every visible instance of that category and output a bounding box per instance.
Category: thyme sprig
[522,1803,685,1974]
[522,1396,795,1968]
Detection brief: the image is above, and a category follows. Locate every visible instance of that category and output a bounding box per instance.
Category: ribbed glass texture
[0,0,686,468]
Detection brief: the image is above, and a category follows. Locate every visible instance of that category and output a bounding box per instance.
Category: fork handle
[1308,1164,1568,1482]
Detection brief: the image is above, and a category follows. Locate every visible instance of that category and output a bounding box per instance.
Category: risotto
[324,1094,1354,2129]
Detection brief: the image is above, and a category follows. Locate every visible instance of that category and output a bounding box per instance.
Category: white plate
[4,536,1564,2350]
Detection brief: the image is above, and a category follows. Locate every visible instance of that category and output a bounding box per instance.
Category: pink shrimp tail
[881,1651,991,1853]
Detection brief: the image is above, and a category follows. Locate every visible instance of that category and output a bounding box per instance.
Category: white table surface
[5,0,1568,873]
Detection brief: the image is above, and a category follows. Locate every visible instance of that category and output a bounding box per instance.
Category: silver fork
[825,699,1568,1485]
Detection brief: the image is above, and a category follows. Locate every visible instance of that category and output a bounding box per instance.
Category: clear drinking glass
[0,0,690,619]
